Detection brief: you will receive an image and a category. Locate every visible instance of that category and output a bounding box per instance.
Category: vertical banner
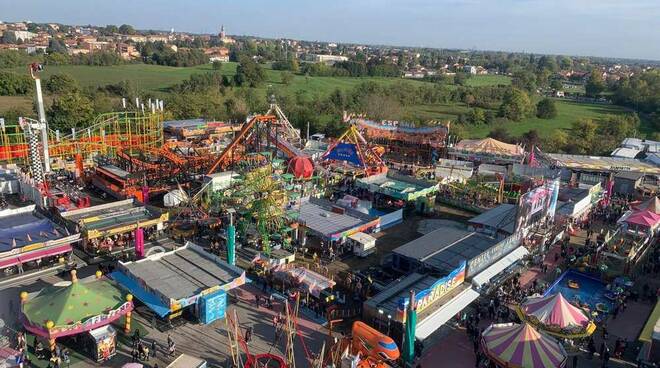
[135,228,144,258]
[141,186,149,204]
[227,224,236,266]
[548,177,560,219]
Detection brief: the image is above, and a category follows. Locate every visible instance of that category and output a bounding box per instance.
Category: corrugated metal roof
[393,227,499,273]
[468,204,517,232]
[298,198,376,238]
[123,245,243,300]
[611,147,641,159]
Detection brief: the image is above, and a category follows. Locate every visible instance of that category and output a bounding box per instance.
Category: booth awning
[471,246,529,288]
[415,287,480,340]
[1,244,72,269]
[110,271,171,318]
[19,244,72,264]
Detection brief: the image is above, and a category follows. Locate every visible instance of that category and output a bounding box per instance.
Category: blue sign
[397,261,467,314]
[324,143,363,167]
[198,289,227,325]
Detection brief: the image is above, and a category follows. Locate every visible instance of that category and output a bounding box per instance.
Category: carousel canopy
[520,292,590,329]
[481,323,567,368]
[454,138,524,157]
[625,209,660,228]
[22,277,127,328]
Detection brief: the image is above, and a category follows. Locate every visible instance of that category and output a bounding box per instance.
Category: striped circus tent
[481,323,567,368]
[516,292,596,339]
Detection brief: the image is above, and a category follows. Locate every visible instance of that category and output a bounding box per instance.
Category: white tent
[163,189,187,207]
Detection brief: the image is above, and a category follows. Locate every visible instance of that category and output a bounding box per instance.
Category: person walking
[588,338,596,359]
[245,326,253,343]
[151,340,157,358]
[601,348,610,368]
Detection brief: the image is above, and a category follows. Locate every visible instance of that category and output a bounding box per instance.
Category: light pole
[387,314,392,336]
[378,309,384,331]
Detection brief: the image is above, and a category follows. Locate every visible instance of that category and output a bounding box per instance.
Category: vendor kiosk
[86,325,117,362]
[348,232,376,257]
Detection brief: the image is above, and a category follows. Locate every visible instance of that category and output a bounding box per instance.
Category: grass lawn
[405,103,472,122]
[3,63,217,92]
[464,100,632,138]
[0,95,34,112]
[0,63,644,140]
[464,74,511,87]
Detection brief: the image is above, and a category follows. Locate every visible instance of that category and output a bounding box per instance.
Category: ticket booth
[86,325,117,362]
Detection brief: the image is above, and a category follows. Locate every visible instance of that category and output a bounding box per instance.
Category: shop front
[0,205,80,277]
[364,261,478,341]
[60,199,167,258]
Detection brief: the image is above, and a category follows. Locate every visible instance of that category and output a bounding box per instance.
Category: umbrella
[516,292,596,339]
[121,364,144,368]
[402,290,417,365]
[481,323,567,368]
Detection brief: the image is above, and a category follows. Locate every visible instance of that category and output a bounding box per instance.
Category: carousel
[515,292,596,339]
[20,270,133,361]
[481,322,568,368]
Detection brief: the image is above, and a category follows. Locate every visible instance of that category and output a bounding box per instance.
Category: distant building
[146,35,170,43]
[307,54,348,64]
[463,65,477,75]
[403,67,435,79]
[5,30,36,42]
[116,43,140,60]
[80,40,111,52]
[218,25,235,44]
[125,35,147,43]
[25,44,47,54]
[205,46,229,62]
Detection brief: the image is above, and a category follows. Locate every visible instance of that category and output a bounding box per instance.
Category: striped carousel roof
[521,292,591,329]
[481,323,567,368]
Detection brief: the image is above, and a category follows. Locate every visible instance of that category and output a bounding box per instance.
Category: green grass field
[464,74,511,87]
[4,63,216,92]
[0,63,642,139]
[465,100,632,138]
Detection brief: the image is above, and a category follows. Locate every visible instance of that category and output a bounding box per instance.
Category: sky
[1,0,659,60]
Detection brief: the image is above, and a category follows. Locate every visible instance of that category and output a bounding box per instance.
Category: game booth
[364,261,480,341]
[0,205,80,277]
[59,198,168,258]
[19,270,133,363]
[356,171,439,214]
[294,197,380,255]
[111,242,246,325]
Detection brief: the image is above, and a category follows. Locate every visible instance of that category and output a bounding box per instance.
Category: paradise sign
[396,261,466,322]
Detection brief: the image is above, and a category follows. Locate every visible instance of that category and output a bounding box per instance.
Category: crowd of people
[11,332,71,368]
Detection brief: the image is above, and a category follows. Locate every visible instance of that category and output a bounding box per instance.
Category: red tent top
[625,209,660,228]
[632,196,660,215]
[288,156,314,179]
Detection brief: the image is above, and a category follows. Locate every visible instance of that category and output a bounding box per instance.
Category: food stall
[348,232,376,257]
[86,325,117,362]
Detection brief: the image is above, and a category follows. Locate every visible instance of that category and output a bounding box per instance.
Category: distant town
[0,11,659,368]
[0,20,656,83]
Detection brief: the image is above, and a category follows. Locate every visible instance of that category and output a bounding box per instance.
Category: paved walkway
[0,270,329,368]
